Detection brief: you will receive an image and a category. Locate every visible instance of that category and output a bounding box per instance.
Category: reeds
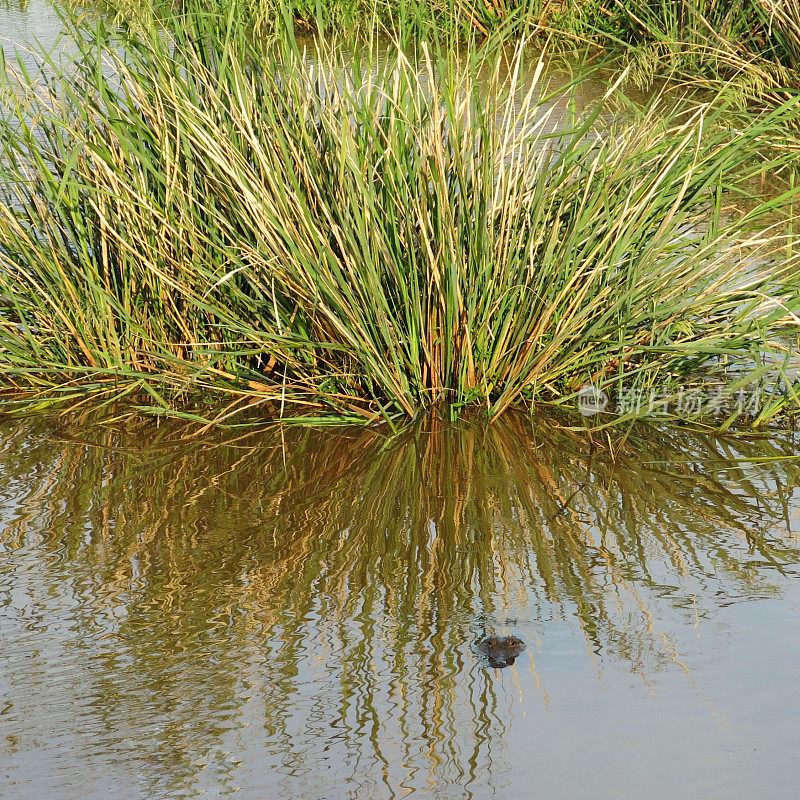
[0,9,798,424]
[607,0,800,104]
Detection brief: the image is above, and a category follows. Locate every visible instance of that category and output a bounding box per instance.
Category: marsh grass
[0,9,799,425]
[605,0,800,105]
[80,0,564,42]
[78,0,800,73]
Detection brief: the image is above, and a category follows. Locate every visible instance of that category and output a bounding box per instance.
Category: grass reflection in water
[0,412,798,797]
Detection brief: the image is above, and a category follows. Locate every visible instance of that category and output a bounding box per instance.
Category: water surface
[0,413,799,799]
[1,0,64,61]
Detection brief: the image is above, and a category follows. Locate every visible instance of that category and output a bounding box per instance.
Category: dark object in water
[477,635,525,668]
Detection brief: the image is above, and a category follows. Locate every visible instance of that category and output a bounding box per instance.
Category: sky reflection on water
[1,0,64,62]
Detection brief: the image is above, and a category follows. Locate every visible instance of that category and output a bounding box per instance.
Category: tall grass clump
[0,9,798,424]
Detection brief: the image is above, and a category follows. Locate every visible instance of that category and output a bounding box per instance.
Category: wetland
[1,1,800,797]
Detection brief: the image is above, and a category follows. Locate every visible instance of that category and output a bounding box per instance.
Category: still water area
[0,412,799,799]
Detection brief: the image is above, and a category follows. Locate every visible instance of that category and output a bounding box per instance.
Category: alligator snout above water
[477,635,525,668]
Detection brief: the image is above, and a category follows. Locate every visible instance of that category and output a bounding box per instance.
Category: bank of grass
[77,0,559,42]
[601,0,800,109]
[0,9,799,425]
[87,0,800,81]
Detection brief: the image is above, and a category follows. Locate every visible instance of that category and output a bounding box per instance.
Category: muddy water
[0,413,799,799]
